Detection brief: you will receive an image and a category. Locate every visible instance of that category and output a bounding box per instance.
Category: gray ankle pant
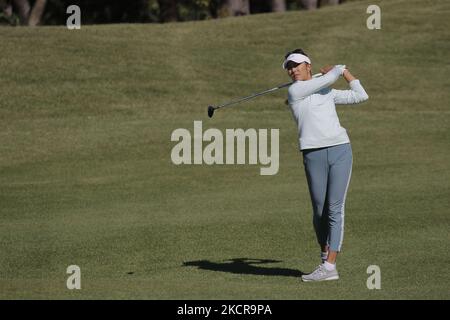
[302,143,353,252]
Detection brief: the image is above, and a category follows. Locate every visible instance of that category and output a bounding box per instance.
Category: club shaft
[213,73,322,110]
[215,82,291,110]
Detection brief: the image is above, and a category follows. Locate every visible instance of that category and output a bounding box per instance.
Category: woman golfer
[282,49,369,282]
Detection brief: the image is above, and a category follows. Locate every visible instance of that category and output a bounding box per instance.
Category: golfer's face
[287,62,310,81]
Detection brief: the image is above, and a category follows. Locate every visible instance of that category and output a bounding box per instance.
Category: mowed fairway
[0,0,449,299]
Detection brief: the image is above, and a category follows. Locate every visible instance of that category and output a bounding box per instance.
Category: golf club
[207,73,323,118]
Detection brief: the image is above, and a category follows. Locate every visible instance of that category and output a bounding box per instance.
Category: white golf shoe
[301,264,339,282]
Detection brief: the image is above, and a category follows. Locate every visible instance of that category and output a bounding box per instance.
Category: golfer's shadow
[183,258,303,278]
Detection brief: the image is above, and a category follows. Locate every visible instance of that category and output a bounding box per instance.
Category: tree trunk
[1,0,13,18]
[12,0,30,25]
[271,0,286,12]
[300,0,318,10]
[320,0,340,6]
[28,0,47,26]
[226,0,250,16]
[157,0,178,22]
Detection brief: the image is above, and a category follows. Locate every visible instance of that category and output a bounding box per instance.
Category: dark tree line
[0,0,346,26]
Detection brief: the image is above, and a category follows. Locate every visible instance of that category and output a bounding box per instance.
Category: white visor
[282,53,311,69]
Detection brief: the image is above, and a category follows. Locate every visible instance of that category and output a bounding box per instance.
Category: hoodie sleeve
[288,65,345,103]
[332,79,369,105]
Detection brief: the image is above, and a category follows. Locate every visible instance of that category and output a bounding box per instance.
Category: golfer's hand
[320,65,334,74]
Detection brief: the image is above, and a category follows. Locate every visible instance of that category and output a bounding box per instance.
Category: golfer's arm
[343,69,356,82]
[288,66,343,101]
[333,79,369,104]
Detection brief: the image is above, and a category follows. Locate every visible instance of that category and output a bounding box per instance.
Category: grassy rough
[0,0,449,299]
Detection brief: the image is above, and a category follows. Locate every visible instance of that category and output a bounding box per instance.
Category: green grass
[0,0,449,299]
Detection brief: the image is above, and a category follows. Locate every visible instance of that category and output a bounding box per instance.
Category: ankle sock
[323,261,336,271]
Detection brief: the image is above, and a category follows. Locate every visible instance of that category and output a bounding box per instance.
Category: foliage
[0,0,363,25]
[0,11,19,25]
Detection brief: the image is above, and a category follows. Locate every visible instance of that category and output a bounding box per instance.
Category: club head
[207,105,215,118]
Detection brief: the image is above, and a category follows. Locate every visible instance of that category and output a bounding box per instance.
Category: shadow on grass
[183,258,303,278]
